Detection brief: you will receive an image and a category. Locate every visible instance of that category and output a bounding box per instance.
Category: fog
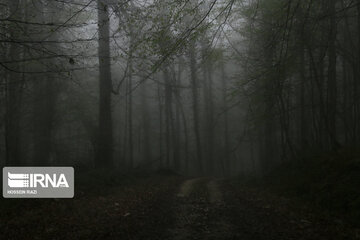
[1,0,359,239]
[1,0,258,176]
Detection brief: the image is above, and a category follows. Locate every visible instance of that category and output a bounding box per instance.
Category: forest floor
[0,172,359,240]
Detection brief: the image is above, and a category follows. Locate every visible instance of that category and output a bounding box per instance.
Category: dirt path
[168,178,237,240]
[1,175,357,240]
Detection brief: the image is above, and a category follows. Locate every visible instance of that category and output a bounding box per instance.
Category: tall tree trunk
[201,45,215,175]
[221,57,230,176]
[299,44,307,157]
[127,65,133,168]
[173,59,189,174]
[141,81,151,162]
[262,47,276,173]
[172,65,180,171]
[157,83,164,167]
[189,42,203,174]
[32,2,58,166]
[356,0,360,142]
[96,0,113,167]
[163,69,171,168]
[327,0,338,149]
[179,99,189,174]
[5,0,22,166]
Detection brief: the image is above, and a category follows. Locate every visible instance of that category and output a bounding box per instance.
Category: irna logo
[8,172,69,188]
[3,167,74,198]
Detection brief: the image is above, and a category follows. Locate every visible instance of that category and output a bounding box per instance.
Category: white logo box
[3,167,74,198]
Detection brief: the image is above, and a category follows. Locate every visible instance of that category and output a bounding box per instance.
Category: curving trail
[169,178,236,240]
[1,175,356,240]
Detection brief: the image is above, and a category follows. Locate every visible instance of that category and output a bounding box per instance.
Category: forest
[1,0,360,239]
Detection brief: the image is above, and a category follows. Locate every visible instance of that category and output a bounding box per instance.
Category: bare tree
[96,0,113,167]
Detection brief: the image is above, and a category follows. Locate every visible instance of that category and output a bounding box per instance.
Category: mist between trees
[1,0,359,177]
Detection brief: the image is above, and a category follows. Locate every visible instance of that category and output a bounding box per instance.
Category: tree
[96,0,113,167]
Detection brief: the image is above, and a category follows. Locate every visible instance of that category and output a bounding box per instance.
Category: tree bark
[189,42,203,174]
[327,0,338,149]
[5,0,22,166]
[221,57,230,176]
[96,0,113,167]
[201,45,214,175]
